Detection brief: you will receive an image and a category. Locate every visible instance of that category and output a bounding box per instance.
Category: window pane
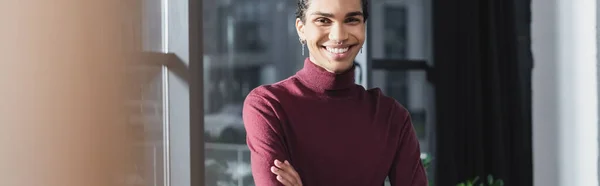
[370,0,430,61]
[370,0,434,153]
[203,0,303,185]
[123,0,167,185]
[126,65,165,186]
[372,70,432,144]
[372,69,434,185]
[370,0,434,183]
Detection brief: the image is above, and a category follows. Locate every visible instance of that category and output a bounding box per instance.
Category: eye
[345,17,362,24]
[315,18,332,25]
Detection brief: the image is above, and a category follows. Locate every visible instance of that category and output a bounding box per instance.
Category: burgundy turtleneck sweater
[242,58,428,186]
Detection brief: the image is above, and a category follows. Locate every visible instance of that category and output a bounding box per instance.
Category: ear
[295,18,305,40]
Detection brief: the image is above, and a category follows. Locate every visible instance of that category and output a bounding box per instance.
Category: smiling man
[242,0,428,185]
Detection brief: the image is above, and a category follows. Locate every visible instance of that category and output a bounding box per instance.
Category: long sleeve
[389,105,429,186]
[242,91,289,186]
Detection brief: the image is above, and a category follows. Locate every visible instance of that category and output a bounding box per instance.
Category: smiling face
[295,0,366,74]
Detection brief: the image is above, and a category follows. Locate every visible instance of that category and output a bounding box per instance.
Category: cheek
[348,26,366,42]
[305,27,328,44]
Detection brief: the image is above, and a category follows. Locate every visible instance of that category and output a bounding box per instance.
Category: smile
[321,44,357,54]
[325,46,349,54]
[320,44,357,60]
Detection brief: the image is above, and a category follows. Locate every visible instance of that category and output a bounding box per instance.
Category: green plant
[421,154,433,170]
[420,154,504,186]
[419,153,434,185]
[456,175,504,186]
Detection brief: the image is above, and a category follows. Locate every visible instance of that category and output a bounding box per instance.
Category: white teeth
[325,47,349,54]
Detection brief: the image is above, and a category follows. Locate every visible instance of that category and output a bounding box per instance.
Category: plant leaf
[496,180,504,186]
[488,175,494,185]
[472,176,479,184]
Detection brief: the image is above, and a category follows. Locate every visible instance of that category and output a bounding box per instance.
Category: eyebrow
[311,11,364,18]
[346,11,364,17]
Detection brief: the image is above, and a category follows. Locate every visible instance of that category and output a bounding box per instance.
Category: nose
[328,23,348,43]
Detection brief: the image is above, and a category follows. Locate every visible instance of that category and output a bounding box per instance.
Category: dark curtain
[432,0,533,185]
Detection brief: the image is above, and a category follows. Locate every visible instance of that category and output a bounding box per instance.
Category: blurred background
[1,0,598,186]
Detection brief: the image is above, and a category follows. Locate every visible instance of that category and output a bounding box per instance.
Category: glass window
[203,0,304,185]
[370,0,433,153]
[125,0,169,185]
[125,62,166,186]
[369,0,434,184]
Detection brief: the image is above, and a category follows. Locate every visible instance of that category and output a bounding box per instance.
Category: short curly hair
[295,0,369,23]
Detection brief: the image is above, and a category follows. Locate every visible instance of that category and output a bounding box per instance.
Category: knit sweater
[242,58,428,186]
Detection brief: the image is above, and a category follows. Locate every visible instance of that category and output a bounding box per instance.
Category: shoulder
[245,77,293,103]
[242,80,296,132]
[243,76,299,114]
[244,85,280,112]
[364,87,411,121]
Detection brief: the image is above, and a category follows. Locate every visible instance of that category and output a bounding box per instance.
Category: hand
[271,159,303,186]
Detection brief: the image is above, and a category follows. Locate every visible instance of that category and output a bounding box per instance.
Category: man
[242,0,428,185]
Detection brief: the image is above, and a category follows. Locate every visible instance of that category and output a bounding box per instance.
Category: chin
[324,61,355,74]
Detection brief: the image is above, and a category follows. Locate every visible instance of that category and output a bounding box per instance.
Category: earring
[299,38,306,56]
[360,47,363,53]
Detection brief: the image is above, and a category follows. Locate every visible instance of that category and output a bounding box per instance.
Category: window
[203,0,304,185]
[369,0,434,184]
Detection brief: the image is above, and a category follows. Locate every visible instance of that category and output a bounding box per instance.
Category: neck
[308,56,352,74]
[296,58,356,94]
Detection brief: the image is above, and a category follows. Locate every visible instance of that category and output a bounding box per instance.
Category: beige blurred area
[0,1,143,186]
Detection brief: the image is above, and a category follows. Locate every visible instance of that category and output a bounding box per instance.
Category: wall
[531,0,598,185]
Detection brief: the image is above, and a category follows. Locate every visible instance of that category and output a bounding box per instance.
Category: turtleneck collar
[296,58,356,93]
